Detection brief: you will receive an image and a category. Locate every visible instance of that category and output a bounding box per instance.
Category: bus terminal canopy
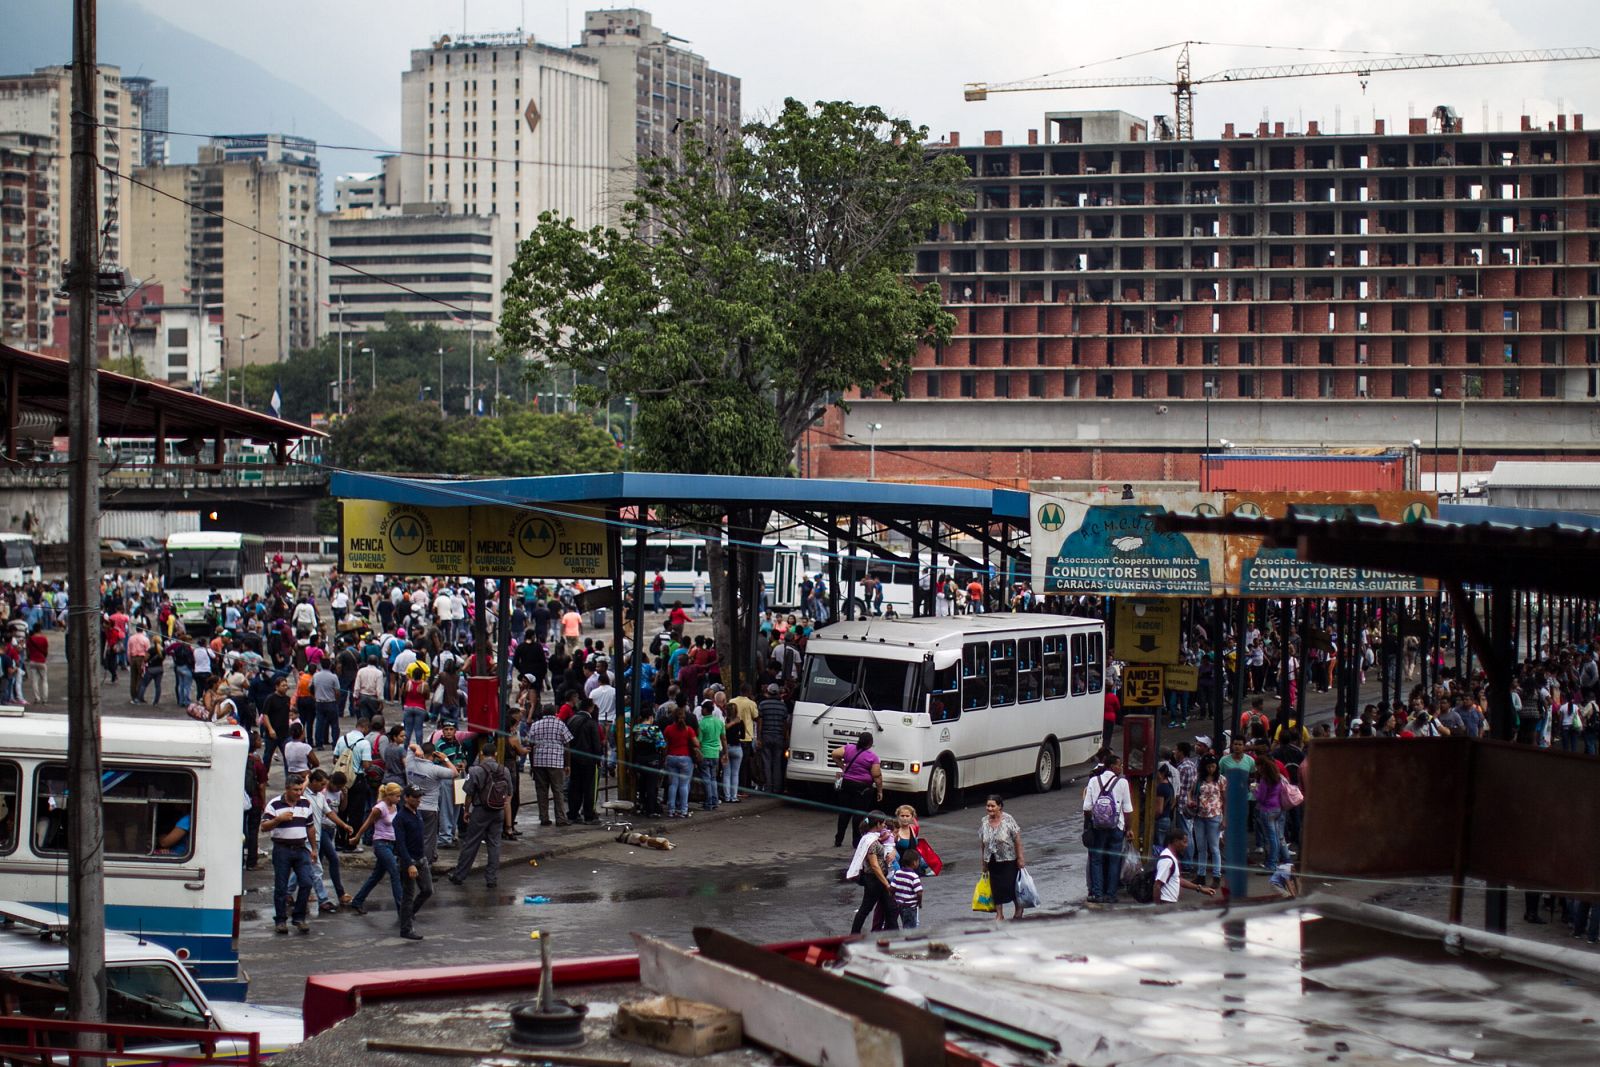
[328,470,1032,581]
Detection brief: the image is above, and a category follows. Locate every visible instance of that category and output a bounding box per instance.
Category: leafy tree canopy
[497,99,971,476]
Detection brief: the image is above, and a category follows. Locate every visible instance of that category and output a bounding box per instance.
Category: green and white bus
[160,532,267,631]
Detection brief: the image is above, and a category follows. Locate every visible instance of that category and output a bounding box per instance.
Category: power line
[87,121,626,175]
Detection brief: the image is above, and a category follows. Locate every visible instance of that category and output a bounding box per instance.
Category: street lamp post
[362,346,375,392]
[437,345,445,414]
[1202,380,1216,490]
[336,288,345,416]
[1433,386,1443,499]
[233,312,255,406]
[867,422,883,479]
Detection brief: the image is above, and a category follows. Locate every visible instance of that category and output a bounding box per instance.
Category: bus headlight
[792,750,813,761]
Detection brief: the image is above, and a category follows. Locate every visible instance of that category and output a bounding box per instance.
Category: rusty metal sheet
[1304,737,1600,896]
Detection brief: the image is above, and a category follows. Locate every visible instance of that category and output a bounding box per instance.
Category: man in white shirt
[433,588,456,642]
[1152,829,1215,904]
[692,573,707,614]
[1081,752,1135,904]
[353,655,386,718]
[392,643,418,689]
[330,586,350,626]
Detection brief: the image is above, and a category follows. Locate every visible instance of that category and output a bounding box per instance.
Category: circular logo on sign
[1231,501,1263,519]
[1037,503,1065,531]
[387,511,425,556]
[516,516,558,559]
[1402,502,1431,523]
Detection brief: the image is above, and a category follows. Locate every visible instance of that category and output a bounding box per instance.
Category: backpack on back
[1090,774,1122,830]
[472,759,511,810]
[332,731,360,783]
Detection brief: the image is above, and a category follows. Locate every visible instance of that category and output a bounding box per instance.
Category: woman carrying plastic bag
[1015,867,1041,909]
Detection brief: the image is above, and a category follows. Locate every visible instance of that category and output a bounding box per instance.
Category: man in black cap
[756,683,791,795]
[394,784,428,940]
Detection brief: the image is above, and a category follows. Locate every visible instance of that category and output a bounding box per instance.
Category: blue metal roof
[328,471,1032,522]
[1440,502,1600,531]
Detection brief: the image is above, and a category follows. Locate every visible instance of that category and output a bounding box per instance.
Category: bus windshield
[164,548,242,585]
[801,654,914,711]
[0,540,36,569]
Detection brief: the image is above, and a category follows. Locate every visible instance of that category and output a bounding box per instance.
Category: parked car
[100,538,148,566]
[121,536,165,557]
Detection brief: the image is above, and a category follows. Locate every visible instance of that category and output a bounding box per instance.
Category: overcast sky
[140,0,1599,152]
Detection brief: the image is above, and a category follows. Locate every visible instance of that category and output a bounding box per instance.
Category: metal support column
[826,519,840,625]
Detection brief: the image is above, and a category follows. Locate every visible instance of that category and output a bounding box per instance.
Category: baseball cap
[1194,734,1212,747]
[766,684,781,696]
[402,785,423,799]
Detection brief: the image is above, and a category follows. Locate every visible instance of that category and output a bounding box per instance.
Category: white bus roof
[166,531,259,548]
[6,713,243,764]
[804,612,1100,654]
[0,532,31,540]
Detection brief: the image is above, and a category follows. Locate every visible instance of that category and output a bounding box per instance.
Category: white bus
[0,534,40,586]
[785,613,1106,814]
[0,713,253,1000]
[162,531,268,631]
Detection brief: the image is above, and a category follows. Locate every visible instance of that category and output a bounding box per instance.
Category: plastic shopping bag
[1121,842,1144,884]
[971,872,996,913]
[1015,867,1041,909]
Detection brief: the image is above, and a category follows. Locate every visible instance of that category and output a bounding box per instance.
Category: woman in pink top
[349,782,403,915]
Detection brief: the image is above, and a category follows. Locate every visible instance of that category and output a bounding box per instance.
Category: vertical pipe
[1296,597,1310,726]
[846,516,858,620]
[497,576,512,744]
[1278,598,1292,725]
[1379,598,1391,718]
[1209,599,1223,744]
[1224,765,1250,900]
[1232,597,1246,730]
[628,518,647,795]
[910,525,921,618]
[608,513,626,788]
[826,519,840,625]
[67,0,107,1035]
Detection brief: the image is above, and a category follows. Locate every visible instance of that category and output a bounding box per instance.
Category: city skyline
[107,0,1600,173]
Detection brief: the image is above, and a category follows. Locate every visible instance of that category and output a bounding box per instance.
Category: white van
[0,900,301,1060]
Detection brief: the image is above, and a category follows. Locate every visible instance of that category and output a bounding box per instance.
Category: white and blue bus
[0,713,252,1000]
[0,533,41,586]
[785,613,1105,814]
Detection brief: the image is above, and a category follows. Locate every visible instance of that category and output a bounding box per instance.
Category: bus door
[772,548,802,611]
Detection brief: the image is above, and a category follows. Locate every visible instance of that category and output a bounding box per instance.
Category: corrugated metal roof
[1487,461,1600,489]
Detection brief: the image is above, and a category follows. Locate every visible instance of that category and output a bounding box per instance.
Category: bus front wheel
[1033,740,1059,794]
[921,759,954,815]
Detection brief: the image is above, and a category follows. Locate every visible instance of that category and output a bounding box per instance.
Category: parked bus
[0,534,40,586]
[162,531,268,632]
[0,713,252,1000]
[785,613,1105,814]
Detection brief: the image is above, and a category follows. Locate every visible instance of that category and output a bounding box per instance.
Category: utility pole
[67,0,107,1041]
[1456,371,1467,503]
[337,287,345,416]
[437,345,445,415]
[468,317,476,415]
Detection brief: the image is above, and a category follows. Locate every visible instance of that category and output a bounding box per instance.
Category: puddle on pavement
[498,874,791,905]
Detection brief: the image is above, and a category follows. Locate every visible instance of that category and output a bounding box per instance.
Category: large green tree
[497,98,971,473]
[497,99,970,682]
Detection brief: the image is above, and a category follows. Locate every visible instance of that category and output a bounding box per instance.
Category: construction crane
[964,42,1600,141]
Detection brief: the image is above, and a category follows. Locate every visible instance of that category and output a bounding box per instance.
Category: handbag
[1283,782,1305,808]
[1015,868,1041,909]
[185,701,212,722]
[915,837,943,876]
[833,747,864,791]
[971,872,995,913]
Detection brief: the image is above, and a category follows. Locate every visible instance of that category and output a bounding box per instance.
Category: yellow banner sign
[341,500,470,576]
[1122,665,1165,708]
[1164,664,1199,692]
[341,500,609,578]
[469,506,609,579]
[1113,599,1181,665]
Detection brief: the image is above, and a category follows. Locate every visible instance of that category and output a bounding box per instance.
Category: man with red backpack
[448,744,511,888]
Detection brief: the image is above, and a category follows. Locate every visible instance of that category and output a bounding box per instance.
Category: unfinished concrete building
[814,109,1600,486]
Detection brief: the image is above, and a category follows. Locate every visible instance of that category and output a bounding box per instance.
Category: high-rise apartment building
[123,76,169,166]
[813,109,1600,484]
[398,31,608,250]
[0,131,57,349]
[0,63,141,351]
[573,7,740,225]
[126,141,319,367]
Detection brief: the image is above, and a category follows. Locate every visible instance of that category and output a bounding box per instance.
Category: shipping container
[98,510,202,543]
[1202,454,1407,494]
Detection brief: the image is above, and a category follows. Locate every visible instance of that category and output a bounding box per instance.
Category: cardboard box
[613,995,743,1057]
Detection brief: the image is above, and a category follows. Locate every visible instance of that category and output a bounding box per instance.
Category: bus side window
[32,764,195,861]
[990,640,1016,707]
[1018,637,1042,703]
[0,761,18,854]
[1087,632,1105,694]
[929,664,961,723]
[962,642,989,710]
[1070,633,1088,696]
[1042,636,1067,699]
